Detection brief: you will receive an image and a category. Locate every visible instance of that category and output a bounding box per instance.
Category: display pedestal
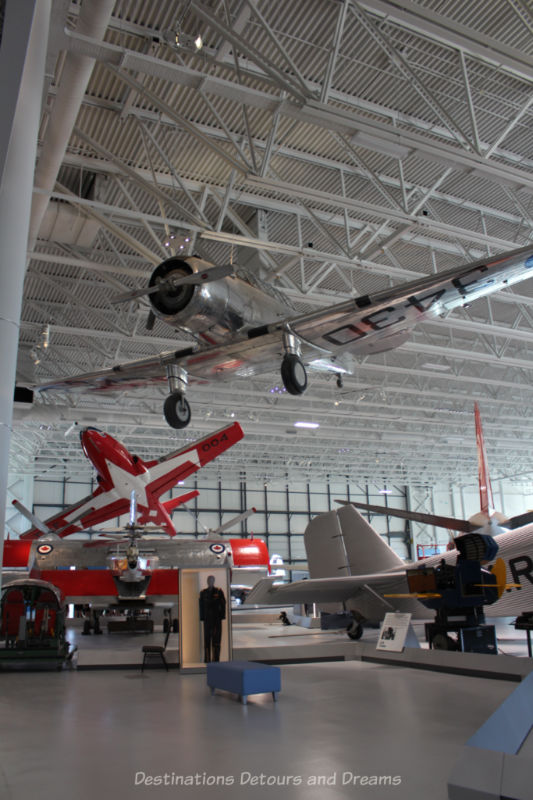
[178,567,232,672]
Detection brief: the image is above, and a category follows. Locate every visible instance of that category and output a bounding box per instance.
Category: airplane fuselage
[347,526,533,623]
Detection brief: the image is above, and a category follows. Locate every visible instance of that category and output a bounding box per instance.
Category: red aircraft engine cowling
[229,538,270,571]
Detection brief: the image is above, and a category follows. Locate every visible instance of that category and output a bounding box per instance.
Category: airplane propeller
[82,491,169,548]
[111,263,234,305]
[335,499,533,535]
[211,508,257,536]
[12,500,95,538]
[182,506,257,538]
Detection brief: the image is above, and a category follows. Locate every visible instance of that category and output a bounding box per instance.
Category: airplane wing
[144,421,244,499]
[36,243,533,391]
[244,572,408,605]
[18,489,131,541]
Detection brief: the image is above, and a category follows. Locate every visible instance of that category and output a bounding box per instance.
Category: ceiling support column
[0,0,51,586]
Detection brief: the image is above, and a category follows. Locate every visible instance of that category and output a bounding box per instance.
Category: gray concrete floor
[65,614,531,669]
[0,661,516,800]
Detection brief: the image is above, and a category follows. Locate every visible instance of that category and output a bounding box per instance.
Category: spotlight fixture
[41,324,50,350]
[163,232,192,252]
[163,27,204,54]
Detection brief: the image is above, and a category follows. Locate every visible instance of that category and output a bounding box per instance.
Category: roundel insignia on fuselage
[209,543,225,554]
[37,544,54,555]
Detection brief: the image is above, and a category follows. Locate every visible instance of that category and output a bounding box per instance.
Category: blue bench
[206,660,281,705]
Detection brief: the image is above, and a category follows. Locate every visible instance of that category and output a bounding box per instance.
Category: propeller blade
[12,500,51,536]
[335,500,473,533]
[111,264,233,304]
[211,507,257,536]
[270,563,309,572]
[504,510,533,530]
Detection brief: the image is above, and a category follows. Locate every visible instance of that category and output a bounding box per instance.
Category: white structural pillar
[0,0,52,591]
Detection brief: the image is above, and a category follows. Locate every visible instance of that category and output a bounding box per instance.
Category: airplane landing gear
[164,365,191,428]
[164,392,191,428]
[347,620,363,640]
[281,333,307,395]
[431,633,458,651]
[281,354,307,395]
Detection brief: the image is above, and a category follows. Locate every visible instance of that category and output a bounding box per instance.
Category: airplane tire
[163,618,170,633]
[281,354,307,395]
[172,619,179,633]
[347,621,363,640]
[432,633,457,651]
[163,392,191,428]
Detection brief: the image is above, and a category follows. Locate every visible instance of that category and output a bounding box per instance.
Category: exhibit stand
[178,568,232,673]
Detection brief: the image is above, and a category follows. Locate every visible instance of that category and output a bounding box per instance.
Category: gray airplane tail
[305,504,404,579]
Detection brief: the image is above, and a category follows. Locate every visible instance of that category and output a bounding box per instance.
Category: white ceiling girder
[56,149,528,262]
[357,0,533,84]
[13,0,533,490]
[60,30,533,192]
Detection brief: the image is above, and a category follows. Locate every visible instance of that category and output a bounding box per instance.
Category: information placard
[377,612,414,652]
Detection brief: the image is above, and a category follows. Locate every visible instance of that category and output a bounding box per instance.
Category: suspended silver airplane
[36,244,533,428]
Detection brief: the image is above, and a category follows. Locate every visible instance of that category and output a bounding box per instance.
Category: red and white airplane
[15,422,244,540]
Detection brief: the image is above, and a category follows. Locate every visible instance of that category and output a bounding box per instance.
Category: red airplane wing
[18,491,131,540]
[145,422,244,499]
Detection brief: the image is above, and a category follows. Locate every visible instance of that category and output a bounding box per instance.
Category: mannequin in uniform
[199,575,226,662]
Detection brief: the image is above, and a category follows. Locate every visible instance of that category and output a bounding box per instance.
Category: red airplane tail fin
[163,490,199,513]
[475,402,494,517]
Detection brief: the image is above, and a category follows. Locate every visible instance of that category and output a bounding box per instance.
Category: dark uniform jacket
[199,586,226,622]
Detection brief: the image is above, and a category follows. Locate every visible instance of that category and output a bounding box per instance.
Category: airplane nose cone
[80,426,103,444]
[80,427,105,459]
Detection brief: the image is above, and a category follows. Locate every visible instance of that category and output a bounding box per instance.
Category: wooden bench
[206,660,281,705]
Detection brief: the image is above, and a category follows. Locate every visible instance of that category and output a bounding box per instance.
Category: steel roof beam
[356,0,533,84]
[60,32,533,192]
[57,135,530,239]
[245,175,529,250]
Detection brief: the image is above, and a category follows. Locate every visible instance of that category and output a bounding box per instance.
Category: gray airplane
[37,244,533,428]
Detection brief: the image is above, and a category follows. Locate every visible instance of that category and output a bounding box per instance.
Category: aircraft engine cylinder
[148,256,289,342]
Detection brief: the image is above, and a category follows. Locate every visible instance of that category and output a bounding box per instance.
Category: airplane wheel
[432,633,457,651]
[281,354,307,395]
[163,392,191,428]
[163,618,170,633]
[172,619,179,633]
[347,621,363,640]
